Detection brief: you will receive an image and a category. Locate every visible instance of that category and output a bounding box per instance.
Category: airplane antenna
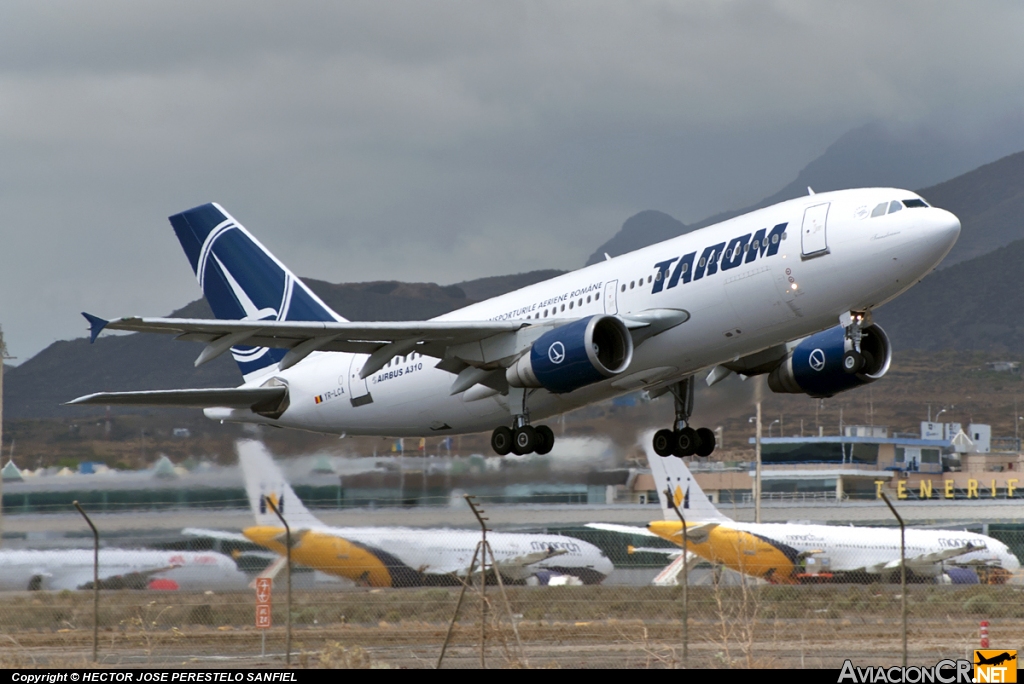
[437,494,527,669]
[807,186,815,195]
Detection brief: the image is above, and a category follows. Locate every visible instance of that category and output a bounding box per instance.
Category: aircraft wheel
[653,429,675,457]
[512,425,537,455]
[695,427,716,457]
[491,426,513,456]
[673,427,698,457]
[843,350,864,374]
[534,425,555,455]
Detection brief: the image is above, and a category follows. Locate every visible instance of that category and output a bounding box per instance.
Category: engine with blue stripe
[506,315,633,394]
[767,323,891,398]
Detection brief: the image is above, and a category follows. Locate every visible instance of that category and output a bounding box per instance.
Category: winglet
[82,313,109,343]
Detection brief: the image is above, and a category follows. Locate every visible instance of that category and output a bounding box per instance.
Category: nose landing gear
[651,377,717,458]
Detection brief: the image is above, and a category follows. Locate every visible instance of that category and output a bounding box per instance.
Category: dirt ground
[1,585,1019,669]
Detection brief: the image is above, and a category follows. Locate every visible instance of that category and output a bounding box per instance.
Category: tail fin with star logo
[238,439,324,529]
[644,430,732,523]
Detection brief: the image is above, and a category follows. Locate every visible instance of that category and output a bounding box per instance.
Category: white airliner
[189,440,612,587]
[0,548,247,591]
[590,435,1021,585]
[70,189,959,457]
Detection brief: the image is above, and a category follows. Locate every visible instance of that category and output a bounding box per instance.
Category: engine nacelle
[767,323,891,398]
[506,315,633,394]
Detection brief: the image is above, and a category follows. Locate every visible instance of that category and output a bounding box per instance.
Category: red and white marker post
[256,577,272,657]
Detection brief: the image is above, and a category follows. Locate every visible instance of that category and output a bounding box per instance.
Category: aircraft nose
[928,207,961,251]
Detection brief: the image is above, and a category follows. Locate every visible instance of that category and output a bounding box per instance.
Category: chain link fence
[1,498,1022,669]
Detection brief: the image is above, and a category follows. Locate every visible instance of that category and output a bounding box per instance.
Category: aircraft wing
[182,528,254,544]
[585,523,662,538]
[661,522,719,545]
[67,387,286,409]
[859,543,986,575]
[585,522,718,544]
[76,309,688,394]
[893,543,987,572]
[429,548,569,579]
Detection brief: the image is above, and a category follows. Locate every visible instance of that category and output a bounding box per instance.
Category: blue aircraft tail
[169,203,345,381]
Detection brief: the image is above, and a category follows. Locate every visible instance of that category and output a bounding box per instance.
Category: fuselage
[0,549,246,591]
[243,524,613,586]
[210,188,960,436]
[646,520,1019,583]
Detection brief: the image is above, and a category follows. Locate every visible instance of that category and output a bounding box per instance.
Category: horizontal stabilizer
[82,312,109,343]
[66,386,286,409]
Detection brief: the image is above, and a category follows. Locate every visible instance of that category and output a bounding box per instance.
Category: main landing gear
[491,387,555,456]
[491,422,555,456]
[841,310,871,375]
[652,377,716,458]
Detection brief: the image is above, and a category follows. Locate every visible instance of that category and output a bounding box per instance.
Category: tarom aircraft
[0,548,247,591]
[71,190,959,457]
[187,440,613,587]
[589,435,1021,585]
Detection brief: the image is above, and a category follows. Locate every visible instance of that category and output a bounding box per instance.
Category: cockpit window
[888,200,903,214]
[903,198,928,208]
[870,202,887,218]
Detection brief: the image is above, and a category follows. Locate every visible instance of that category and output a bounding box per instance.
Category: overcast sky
[2,1,1023,361]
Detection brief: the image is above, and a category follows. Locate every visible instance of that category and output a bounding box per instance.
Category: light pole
[767,419,780,438]
[748,407,763,523]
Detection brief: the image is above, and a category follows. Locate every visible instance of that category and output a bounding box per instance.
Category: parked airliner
[0,548,246,591]
[189,440,612,587]
[70,190,959,456]
[591,435,1020,585]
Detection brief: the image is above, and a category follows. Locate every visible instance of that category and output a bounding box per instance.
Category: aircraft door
[347,354,374,407]
[801,203,830,258]
[603,280,618,315]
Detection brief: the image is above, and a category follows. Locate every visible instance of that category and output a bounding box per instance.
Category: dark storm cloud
[1,1,1023,360]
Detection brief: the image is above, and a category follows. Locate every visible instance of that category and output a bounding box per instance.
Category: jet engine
[506,315,633,393]
[767,323,891,398]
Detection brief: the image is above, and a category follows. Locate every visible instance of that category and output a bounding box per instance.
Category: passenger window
[569,301,574,309]
[586,295,591,303]
[621,284,626,293]
[903,198,928,208]
[560,304,565,312]
[888,200,903,214]
[578,298,583,306]
[543,310,548,318]
[870,202,887,218]
[647,275,652,284]
[630,281,635,289]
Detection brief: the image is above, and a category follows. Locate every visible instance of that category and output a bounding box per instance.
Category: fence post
[665,487,689,668]
[72,501,99,663]
[879,492,907,667]
[265,498,291,667]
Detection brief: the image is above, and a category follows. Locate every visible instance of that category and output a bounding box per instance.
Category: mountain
[4,272,559,419]
[915,150,1024,268]
[586,122,1020,265]
[584,211,695,266]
